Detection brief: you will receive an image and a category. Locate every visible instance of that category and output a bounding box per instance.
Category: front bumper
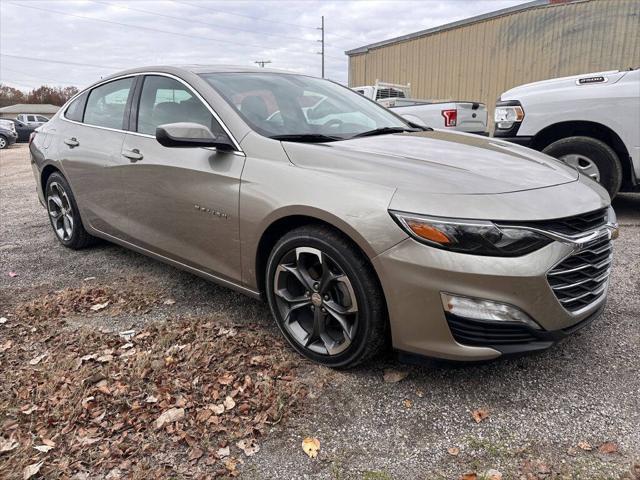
[372,234,610,361]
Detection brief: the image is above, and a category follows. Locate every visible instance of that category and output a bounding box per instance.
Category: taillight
[441,109,457,127]
[29,131,36,146]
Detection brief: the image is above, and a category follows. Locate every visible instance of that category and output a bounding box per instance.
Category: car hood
[500,69,629,100]
[282,130,578,195]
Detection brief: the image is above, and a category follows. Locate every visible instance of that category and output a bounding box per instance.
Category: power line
[0,53,120,70]
[8,1,286,52]
[91,0,319,45]
[175,0,318,31]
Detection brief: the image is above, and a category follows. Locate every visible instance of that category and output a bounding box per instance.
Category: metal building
[346,0,640,119]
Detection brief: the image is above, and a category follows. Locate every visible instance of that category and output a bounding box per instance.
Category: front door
[118,75,245,282]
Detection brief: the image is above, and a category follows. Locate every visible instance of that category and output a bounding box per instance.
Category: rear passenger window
[65,94,86,122]
[84,77,134,130]
[136,75,223,136]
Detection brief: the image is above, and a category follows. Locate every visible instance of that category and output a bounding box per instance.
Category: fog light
[441,293,541,330]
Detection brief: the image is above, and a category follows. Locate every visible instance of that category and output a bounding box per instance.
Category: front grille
[502,208,608,236]
[547,234,612,312]
[446,314,539,346]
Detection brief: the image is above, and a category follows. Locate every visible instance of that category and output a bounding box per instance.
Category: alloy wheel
[273,247,358,356]
[559,153,601,182]
[47,182,74,241]
[0,137,6,149]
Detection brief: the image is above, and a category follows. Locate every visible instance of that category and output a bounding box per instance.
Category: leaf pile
[13,283,161,322]
[0,302,309,478]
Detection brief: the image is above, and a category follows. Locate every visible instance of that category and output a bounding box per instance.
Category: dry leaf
[23,460,44,479]
[577,441,593,451]
[598,441,618,454]
[460,472,477,480]
[218,373,235,385]
[224,457,239,475]
[383,368,409,383]
[41,439,55,447]
[485,469,502,480]
[237,438,260,457]
[189,447,204,461]
[29,353,47,365]
[0,438,19,454]
[447,447,460,456]
[223,396,236,411]
[217,446,230,458]
[302,437,320,458]
[33,444,55,453]
[0,317,7,324]
[96,354,113,363]
[211,404,225,415]
[163,298,176,305]
[90,301,109,312]
[402,399,413,408]
[471,408,489,423]
[0,340,12,353]
[155,407,185,430]
[145,395,158,404]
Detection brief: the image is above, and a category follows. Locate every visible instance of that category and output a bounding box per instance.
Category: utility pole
[317,16,324,78]
[254,60,272,68]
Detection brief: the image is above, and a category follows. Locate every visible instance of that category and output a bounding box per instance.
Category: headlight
[390,211,551,257]
[494,102,524,130]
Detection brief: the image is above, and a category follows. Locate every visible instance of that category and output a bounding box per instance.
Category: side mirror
[155,122,234,150]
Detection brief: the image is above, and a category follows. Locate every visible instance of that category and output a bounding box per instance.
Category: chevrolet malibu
[29,66,618,368]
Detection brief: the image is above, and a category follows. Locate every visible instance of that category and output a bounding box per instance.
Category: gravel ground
[1,143,639,479]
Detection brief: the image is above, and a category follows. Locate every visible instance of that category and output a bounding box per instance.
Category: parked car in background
[0,119,18,149]
[494,68,640,198]
[353,81,488,134]
[16,113,50,127]
[6,118,36,142]
[30,66,617,368]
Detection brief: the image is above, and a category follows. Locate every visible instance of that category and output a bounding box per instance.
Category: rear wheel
[542,136,622,198]
[45,172,97,249]
[265,225,387,368]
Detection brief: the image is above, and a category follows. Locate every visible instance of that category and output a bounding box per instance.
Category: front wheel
[542,136,622,198]
[265,225,387,368]
[0,135,8,149]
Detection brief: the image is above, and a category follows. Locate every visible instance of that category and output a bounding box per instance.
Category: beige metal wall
[348,0,640,121]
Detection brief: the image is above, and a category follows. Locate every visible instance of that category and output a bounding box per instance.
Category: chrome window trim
[59,71,245,156]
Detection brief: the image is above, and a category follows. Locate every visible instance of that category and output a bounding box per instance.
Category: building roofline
[345,0,574,56]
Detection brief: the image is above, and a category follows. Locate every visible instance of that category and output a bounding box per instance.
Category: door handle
[122,148,143,162]
[64,137,79,148]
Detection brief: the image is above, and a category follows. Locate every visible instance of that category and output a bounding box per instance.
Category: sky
[0,0,526,91]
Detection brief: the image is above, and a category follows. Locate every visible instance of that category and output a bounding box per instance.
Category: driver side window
[136,75,223,136]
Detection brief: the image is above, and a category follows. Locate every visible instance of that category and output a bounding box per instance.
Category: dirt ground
[1,143,639,479]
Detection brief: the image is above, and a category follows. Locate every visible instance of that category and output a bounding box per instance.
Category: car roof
[100,64,295,81]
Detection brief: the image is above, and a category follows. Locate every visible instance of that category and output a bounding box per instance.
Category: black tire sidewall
[0,135,7,149]
[543,136,622,198]
[265,229,380,368]
[45,173,84,248]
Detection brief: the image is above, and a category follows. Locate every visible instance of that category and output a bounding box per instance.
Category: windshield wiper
[270,134,343,143]
[350,126,423,138]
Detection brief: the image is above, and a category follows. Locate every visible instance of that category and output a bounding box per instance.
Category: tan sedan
[29,66,618,368]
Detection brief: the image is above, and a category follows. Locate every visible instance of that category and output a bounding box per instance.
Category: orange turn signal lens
[406,221,451,244]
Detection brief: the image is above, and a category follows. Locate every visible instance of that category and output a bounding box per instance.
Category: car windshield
[200,72,412,141]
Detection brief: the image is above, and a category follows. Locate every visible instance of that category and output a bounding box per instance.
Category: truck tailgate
[455,102,488,133]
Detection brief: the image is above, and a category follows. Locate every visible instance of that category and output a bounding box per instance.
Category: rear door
[58,76,135,236]
[119,74,245,282]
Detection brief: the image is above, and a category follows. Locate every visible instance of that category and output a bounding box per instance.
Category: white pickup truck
[494,68,640,198]
[353,81,488,135]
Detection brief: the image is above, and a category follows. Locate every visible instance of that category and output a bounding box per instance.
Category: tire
[45,172,97,249]
[0,135,7,149]
[542,136,623,198]
[265,225,387,368]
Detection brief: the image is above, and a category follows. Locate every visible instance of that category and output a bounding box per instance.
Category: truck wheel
[543,136,622,198]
